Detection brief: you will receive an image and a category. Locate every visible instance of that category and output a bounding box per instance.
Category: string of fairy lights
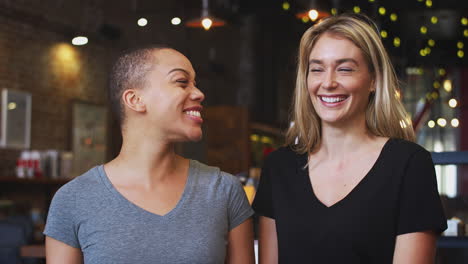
[282,0,466,59]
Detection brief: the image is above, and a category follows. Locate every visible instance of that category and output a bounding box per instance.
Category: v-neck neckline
[297,138,393,209]
[97,160,197,220]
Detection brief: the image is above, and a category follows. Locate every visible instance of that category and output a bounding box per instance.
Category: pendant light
[186,0,225,30]
[296,0,330,23]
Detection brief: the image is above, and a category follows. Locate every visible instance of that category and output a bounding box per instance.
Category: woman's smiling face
[140,49,205,142]
[307,32,374,127]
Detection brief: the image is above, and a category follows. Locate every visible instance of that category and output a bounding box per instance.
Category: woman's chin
[185,130,203,142]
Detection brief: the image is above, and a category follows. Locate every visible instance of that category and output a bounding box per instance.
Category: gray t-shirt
[44,160,254,264]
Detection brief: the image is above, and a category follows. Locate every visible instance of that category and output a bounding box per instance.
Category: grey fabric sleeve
[224,172,254,231]
[43,184,80,248]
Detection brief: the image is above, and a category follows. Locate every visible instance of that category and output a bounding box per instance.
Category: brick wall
[0,4,117,177]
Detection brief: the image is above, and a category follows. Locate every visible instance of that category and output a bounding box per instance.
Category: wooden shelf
[0,177,69,185]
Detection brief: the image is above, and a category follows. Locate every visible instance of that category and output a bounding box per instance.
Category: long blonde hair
[286,14,415,154]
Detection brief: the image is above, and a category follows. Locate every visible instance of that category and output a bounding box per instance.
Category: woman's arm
[225,218,255,264]
[392,231,437,264]
[258,216,278,264]
[46,236,83,264]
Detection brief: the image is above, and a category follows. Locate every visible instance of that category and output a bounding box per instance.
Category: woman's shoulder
[387,138,430,156]
[50,166,104,208]
[55,166,102,195]
[190,160,238,186]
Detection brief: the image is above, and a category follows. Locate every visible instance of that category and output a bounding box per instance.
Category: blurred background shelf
[0,177,69,185]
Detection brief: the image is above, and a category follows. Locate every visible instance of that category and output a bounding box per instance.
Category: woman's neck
[317,118,374,160]
[106,132,187,187]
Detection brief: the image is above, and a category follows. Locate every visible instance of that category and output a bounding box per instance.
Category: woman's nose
[322,72,338,89]
[191,87,205,102]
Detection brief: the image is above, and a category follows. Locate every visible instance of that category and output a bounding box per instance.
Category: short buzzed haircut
[108,45,171,126]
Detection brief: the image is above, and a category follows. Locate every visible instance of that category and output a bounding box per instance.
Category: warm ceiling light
[433,81,440,89]
[390,13,398,21]
[330,8,337,15]
[296,0,330,22]
[438,68,446,76]
[171,17,182,25]
[296,9,329,22]
[443,79,452,92]
[457,41,464,49]
[451,118,459,128]
[353,6,361,14]
[71,36,88,46]
[425,0,432,7]
[137,18,148,27]
[282,2,290,11]
[201,18,213,30]
[437,118,447,127]
[308,9,319,20]
[427,120,435,128]
[186,0,225,30]
[393,37,400,47]
[448,98,458,108]
[431,16,438,24]
[7,102,16,110]
[465,29,468,37]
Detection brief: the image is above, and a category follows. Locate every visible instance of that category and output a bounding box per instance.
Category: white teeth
[320,96,346,103]
[185,110,201,118]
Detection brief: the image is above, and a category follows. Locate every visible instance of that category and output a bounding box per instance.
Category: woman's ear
[370,79,376,93]
[122,89,146,113]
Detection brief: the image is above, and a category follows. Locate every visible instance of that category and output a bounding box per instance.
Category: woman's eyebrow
[167,68,190,76]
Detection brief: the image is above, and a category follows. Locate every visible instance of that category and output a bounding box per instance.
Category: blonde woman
[253,14,446,263]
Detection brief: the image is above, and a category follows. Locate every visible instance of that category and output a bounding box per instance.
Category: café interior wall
[0,14,115,177]
[0,3,279,177]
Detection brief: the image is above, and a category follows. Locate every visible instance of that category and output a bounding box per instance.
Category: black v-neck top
[252,138,447,263]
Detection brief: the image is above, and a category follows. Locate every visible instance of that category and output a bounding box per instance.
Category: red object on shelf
[263,146,275,158]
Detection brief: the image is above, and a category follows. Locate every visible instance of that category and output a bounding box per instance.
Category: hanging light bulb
[296,0,330,22]
[201,18,213,30]
[308,9,319,21]
[186,0,225,30]
[448,98,458,108]
[171,17,182,25]
[72,36,88,46]
[427,120,435,128]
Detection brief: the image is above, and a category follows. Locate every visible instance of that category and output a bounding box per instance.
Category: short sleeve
[397,149,447,235]
[43,185,80,248]
[225,173,255,231]
[252,157,274,218]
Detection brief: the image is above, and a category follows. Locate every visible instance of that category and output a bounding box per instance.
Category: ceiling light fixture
[171,17,182,25]
[137,18,148,27]
[296,0,330,23]
[186,0,225,30]
[71,36,88,46]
